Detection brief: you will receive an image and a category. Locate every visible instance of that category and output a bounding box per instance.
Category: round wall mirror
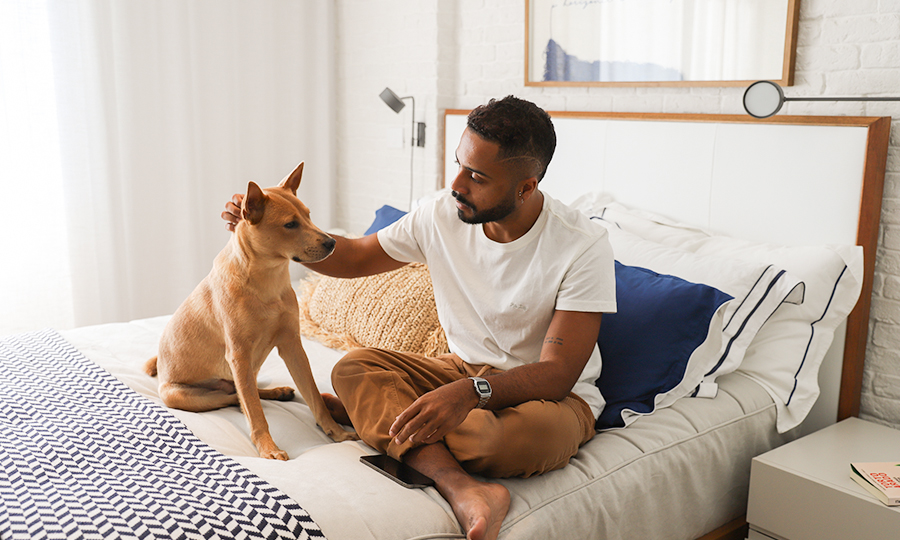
[743,81,785,119]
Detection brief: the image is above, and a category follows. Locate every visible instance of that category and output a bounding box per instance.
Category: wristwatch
[469,377,492,409]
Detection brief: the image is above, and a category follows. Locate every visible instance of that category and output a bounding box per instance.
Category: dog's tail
[144,356,159,377]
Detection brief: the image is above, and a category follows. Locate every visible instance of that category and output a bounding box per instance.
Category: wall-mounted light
[379,87,425,210]
[743,80,900,119]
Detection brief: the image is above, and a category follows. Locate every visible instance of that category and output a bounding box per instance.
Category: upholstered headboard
[444,110,890,435]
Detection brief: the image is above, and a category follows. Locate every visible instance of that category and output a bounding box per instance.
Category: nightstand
[747,417,900,540]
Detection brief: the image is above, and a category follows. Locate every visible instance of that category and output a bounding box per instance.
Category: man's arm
[222,193,405,278]
[389,310,603,446]
[307,233,406,278]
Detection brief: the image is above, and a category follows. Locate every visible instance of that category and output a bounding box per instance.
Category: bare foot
[321,392,352,426]
[403,444,509,540]
[441,472,510,540]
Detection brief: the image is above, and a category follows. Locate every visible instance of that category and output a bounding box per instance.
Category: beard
[452,188,518,225]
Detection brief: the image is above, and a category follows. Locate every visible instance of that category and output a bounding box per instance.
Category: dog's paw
[260,386,295,401]
[261,447,290,461]
[328,428,360,442]
[274,386,295,401]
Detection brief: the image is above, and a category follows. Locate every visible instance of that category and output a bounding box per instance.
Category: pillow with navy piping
[595,262,732,429]
[695,239,862,433]
[592,223,805,430]
[583,199,862,433]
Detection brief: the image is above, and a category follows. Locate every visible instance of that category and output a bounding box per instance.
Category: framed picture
[525,0,800,87]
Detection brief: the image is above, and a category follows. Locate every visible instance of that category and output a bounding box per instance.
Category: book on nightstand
[850,462,900,506]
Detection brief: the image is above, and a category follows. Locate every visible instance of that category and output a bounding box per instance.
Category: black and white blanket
[0,329,325,540]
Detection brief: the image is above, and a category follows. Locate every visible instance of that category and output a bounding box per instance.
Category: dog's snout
[295,234,336,263]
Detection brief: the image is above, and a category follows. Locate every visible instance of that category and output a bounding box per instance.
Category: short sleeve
[376,202,430,265]
[555,230,618,314]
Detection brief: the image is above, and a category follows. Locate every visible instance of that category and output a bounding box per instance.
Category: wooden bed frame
[443,110,891,540]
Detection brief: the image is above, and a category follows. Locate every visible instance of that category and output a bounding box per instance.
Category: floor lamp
[379,87,426,210]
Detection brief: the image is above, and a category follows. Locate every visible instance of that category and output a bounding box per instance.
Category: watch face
[476,380,490,393]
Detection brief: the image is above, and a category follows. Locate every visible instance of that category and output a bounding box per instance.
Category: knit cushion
[297,263,449,356]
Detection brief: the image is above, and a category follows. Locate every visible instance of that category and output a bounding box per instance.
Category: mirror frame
[524,0,801,88]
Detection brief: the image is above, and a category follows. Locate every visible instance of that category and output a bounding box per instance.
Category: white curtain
[0,0,336,336]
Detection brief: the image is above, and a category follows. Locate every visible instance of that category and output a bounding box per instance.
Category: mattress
[58,314,795,540]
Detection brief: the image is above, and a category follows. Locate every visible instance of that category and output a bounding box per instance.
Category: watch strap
[469,376,491,409]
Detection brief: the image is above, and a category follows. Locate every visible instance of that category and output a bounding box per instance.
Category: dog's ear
[241,182,267,225]
[280,161,304,194]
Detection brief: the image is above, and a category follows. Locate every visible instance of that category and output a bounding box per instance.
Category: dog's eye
[284,221,299,229]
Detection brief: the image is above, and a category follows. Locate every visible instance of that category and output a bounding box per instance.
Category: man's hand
[222,193,244,231]
[389,379,479,446]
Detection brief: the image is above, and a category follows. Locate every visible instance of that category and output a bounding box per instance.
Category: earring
[518,191,524,202]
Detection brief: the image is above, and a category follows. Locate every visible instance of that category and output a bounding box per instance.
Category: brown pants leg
[331,347,596,478]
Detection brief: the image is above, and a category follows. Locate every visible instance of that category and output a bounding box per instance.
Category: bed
[1,111,890,540]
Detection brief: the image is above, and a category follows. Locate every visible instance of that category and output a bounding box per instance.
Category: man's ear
[241,182,267,224]
[519,176,539,201]
[279,161,304,194]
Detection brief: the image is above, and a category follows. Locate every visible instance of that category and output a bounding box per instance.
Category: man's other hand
[222,193,244,231]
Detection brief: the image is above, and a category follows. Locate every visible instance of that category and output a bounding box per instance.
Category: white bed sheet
[61,315,795,540]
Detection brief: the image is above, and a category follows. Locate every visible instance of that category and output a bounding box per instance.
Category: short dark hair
[466,96,556,182]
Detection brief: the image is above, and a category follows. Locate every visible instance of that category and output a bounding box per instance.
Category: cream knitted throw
[297,263,449,357]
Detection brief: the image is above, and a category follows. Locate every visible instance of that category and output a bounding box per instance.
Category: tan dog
[144,162,357,460]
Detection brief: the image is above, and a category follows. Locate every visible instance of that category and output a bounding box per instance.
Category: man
[223,96,616,540]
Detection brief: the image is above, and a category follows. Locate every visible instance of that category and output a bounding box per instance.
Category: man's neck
[482,191,544,244]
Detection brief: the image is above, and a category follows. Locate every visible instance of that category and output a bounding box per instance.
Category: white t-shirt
[377,190,617,418]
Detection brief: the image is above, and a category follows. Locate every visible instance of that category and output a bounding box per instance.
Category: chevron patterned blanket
[0,329,325,540]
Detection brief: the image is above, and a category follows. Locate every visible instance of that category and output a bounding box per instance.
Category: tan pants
[331,348,596,478]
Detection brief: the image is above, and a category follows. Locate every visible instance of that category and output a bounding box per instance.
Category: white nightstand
[747,417,900,540]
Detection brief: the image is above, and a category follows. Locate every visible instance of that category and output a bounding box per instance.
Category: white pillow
[689,239,861,432]
[594,222,804,401]
[571,193,710,249]
[584,197,863,433]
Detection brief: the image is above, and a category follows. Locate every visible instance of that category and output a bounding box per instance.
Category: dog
[144,162,357,460]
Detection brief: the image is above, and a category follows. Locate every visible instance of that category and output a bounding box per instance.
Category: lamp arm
[409,97,415,209]
[784,96,900,102]
[409,96,417,146]
[400,95,415,211]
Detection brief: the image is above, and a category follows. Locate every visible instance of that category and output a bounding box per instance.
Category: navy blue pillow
[595,262,733,430]
[364,205,407,235]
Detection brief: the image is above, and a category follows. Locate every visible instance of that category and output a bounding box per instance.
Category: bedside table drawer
[747,529,779,540]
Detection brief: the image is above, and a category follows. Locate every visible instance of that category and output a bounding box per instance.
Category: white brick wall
[334,0,900,430]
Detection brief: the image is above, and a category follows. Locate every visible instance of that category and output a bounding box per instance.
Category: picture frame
[525,0,800,87]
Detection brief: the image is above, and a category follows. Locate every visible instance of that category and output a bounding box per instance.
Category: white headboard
[444,110,890,434]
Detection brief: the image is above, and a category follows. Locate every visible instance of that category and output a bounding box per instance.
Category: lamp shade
[743,81,785,119]
[379,87,406,113]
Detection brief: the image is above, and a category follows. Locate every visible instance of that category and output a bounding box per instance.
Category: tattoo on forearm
[544,336,564,346]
